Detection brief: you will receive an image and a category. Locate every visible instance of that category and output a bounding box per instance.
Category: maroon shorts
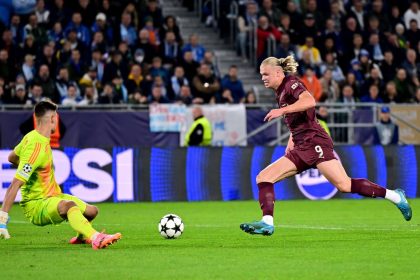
[285,135,336,173]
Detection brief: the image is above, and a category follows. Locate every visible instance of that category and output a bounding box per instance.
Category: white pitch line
[9,220,419,231]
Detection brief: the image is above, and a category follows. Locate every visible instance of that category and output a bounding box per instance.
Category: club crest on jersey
[295,151,340,200]
[22,163,32,174]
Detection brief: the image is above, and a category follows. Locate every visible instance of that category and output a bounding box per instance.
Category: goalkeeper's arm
[1,178,24,239]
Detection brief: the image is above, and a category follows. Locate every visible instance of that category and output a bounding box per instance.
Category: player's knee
[85,205,99,220]
[58,200,78,216]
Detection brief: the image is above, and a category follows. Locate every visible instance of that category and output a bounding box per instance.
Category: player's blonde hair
[261,55,299,74]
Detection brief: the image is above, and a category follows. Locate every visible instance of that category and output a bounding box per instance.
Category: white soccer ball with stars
[158,214,184,239]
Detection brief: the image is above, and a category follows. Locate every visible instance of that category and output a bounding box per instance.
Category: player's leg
[56,200,121,249]
[58,194,98,243]
[317,159,412,221]
[240,156,299,235]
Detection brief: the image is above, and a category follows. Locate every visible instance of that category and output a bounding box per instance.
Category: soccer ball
[158,214,184,239]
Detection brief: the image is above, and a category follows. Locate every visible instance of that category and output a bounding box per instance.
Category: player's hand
[0,210,10,239]
[264,108,286,122]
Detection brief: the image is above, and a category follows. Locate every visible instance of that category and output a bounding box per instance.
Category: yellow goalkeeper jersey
[14,130,62,204]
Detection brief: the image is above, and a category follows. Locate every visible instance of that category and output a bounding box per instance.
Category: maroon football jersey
[276,75,332,147]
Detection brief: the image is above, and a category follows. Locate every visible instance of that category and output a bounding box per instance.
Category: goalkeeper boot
[69,236,91,244]
[394,188,412,221]
[92,232,122,250]
[240,220,274,236]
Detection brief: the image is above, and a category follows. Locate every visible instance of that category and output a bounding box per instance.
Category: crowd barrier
[1,146,419,203]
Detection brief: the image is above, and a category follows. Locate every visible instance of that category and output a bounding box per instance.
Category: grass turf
[1,199,420,280]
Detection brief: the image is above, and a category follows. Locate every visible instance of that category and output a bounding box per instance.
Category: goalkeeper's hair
[34,100,58,118]
[261,55,299,74]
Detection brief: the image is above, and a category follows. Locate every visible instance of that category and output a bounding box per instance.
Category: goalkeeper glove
[0,210,10,239]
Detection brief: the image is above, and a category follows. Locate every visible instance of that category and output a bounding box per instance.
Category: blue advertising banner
[1,146,418,203]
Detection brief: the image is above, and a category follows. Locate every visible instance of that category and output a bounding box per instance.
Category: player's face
[260,65,283,90]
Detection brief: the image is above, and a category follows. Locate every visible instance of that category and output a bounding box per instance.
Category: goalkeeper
[0,100,121,250]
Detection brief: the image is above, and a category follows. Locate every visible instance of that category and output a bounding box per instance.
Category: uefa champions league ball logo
[295,151,340,200]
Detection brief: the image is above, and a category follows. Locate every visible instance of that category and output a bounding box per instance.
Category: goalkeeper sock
[67,206,97,240]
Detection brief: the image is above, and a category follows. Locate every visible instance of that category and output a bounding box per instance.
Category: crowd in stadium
[0,0,419,106]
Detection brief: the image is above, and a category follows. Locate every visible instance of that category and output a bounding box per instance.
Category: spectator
[339,84,358,104]
[341,17,361,57]
[79,66,99,91]
[366,33,385,63]
[321,19,342,56]
[389,6,405,31]
[123,2,140,29]
[61,85,81,106]
[349,58,364,85]
[159,15,182,45]
[91,31,107,54]
[258,0,282,27]
[373,106,399,145]
[184,106,212,146]
[75,0,97,27]
[180,50,200,83]
[133,29,158,65]
[380,50,398,83]
[33,64,59,103]
[149,56,169,83]
[111,75,128,103]
[201,51,220,79]
[301,67,322,101]
[90,48,105,83]
[48,22,64,44]
[359,49,375,79]
[102,50,128,84]
[126,64,145,96]
[142,16,160,47]
[192,63,220,104]
[20,34,37,58]
[142,0,164,29]
[182,34,206,63]
[175,85,193,105]
[128,90,148,105]
[277,14,298,46]
[361,67,384,96]
[366,0,390,33]
[27,83,44,104]
[218,89,234,104]
[150,75,168,99]
[10,15,24,45]
[284,0,302,32]
[383,81,400,103]
[299,13,320,44]
[170,66,189,98]
[393,68,414,102]
[0,49,15,84]
[91,13,113,47]
[275,33,297,59]
[401,49,420,88]
[360,84,383,103]
[244,90,257,104]
[148,85,169,104]
[344,72,361,98]
[221,65,246,103]
[10,84,29,105]
[78,85,97,105]
[320,53,345,84]
[236,1,258,61]
[38,44,58,76]
[384,33,406,64]
[320,69,340,102]
[159,31,181,67]
[256,15,281,61]
[303,0,323,30]
[67,49,87,82]
[328,1,345,33]
[56,66,80,101]
[23,13,48,47]
[118,12,137,48]
[342,33,364,70]
[298,49,320,77]
[395,23,409,49]
[98,83,118,104]
[298,36,322,66]
[404,1,420,29]
[35,0,50,28]
[406,19,420,48]
[21,54,35,83]
[50,0,70,28]
[65,12,91,47]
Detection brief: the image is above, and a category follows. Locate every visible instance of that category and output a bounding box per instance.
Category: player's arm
[0,178,24,239]
[8,151,19,167]
[264,91,316,121]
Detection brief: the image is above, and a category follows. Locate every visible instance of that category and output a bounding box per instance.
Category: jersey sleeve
[15,142,42,182]
[13,136,26,157]
[287,79,307,100]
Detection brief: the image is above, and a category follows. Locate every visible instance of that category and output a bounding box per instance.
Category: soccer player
[240,56,412,235]
[0,101,122,249]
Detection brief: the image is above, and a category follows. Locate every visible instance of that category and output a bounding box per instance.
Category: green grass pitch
[1,199,420,280]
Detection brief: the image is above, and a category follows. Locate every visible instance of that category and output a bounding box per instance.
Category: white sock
[262,215,273,226]
[385,190,401,204]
